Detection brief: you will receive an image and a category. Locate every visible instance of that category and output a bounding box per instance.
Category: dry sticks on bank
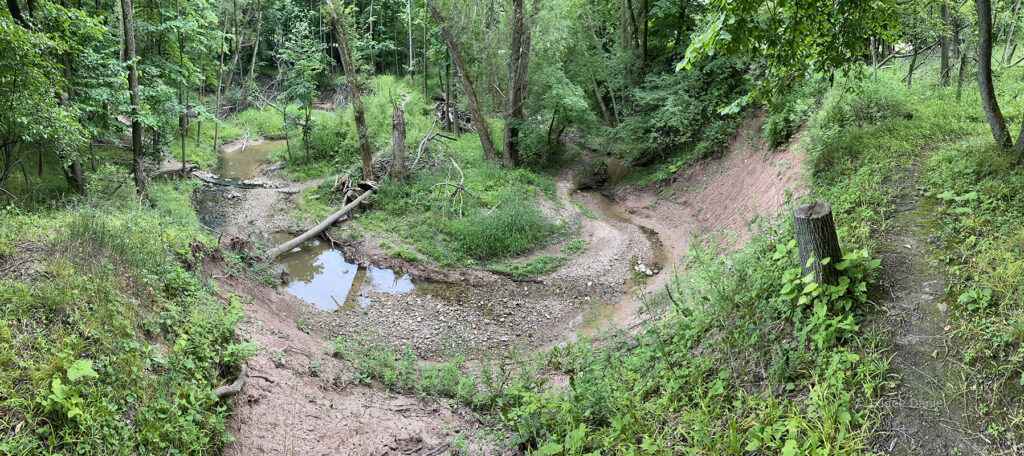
[430,156,477,217]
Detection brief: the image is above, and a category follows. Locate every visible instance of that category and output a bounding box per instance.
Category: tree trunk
[427,0,498,162]
[121,0,145,195]
[957,51,967,101]
[61,51,86,195]
[407,0,414,86]
[953,15,961,62]
[640,0,649,66]
[66,156,86,196]
[907,42,917,89]
[502,0,526,169]
[224,0,254,95]
[268,188,374,258]
[1004,0,1022,64]
[871,36,877,83]
[940,1,950,85]
[214,18,226,153]
[324,0,375,180]
[1013,113,1024,155]
[368,0,375,73]
[178,0,187,174]
[976,0,1013,148]
[589,68,612,126]
[422,17,427,96]
[248,1,262,85]
[6,0,27,27]
[389,97,407,178]
[793,201,842,286]
[610,87,621,125]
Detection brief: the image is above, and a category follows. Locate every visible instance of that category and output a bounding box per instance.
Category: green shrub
[445,195,558,260]
[493,254,568,280]
[763,79,824,148]
[0,183,246,455]
[613,55,749,167]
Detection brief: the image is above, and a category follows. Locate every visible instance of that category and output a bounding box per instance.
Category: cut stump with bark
[793,200,842,285]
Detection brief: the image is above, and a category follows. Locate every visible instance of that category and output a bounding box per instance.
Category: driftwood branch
[267,186,375,258]
[213,364,248,398]
[431,157,476,216]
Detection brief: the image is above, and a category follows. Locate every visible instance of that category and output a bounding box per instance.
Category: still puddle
[198,138,418,312]
[218,139,287,180]
[266,233,417,312]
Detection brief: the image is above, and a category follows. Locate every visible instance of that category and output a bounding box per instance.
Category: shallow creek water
[197,138,670,349]
[218,139,288,180]
[264,232,417,311]
[199,138,421,310]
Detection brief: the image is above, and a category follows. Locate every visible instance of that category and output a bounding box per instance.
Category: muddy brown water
[218,139,287,180]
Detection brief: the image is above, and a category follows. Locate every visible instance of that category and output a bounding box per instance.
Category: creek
[195,137,671,352]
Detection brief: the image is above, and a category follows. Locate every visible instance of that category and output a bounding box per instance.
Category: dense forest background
[3,0,1020,196]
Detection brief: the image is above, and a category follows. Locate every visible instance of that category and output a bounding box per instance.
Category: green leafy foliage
[682,0,899,106]
[0,181,246,454]
[615,56,748,168]
[497,219,885,454]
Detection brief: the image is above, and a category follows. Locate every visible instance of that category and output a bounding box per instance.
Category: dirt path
[872,161,994,455]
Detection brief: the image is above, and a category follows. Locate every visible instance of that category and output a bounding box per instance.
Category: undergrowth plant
[0,180,249,455]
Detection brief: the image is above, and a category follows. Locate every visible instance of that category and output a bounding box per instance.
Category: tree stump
[793,201,842,285]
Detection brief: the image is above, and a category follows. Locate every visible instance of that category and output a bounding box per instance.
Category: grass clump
[445,196,558,260]
[918,137,1024,442]
[492,254,568,280]
[0,180,248,455]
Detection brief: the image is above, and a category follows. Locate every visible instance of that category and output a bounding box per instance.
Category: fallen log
[267,187,375,258]
[155,162,198,177]
[213,365,248,399]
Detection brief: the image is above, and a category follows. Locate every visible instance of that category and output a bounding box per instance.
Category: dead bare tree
[389,93,409,178]
[426,0,499,162]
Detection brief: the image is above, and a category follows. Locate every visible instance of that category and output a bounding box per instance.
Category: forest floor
[210,112,809,454]
[870,158,996,455]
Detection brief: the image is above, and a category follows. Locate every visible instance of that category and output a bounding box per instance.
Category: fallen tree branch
[267,187,375,258]
[411,124,456,170]
[213,365,248,399]
[424,443,450,456]
[154,163,198,178]
[431,157,476,216]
